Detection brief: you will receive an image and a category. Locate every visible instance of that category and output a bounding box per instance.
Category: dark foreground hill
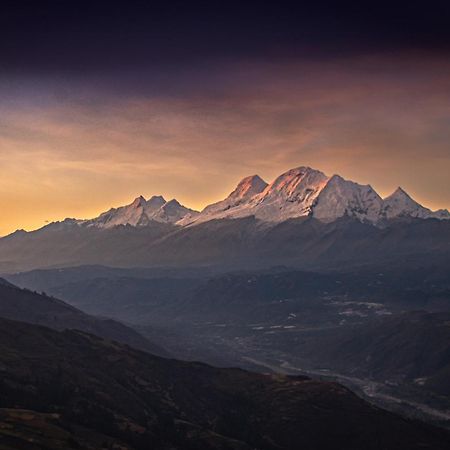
[0,318,449,450]
[0,279,167,357]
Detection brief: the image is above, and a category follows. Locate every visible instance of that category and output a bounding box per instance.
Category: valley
[7,261,450,432]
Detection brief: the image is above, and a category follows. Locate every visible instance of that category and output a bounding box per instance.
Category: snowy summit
[59,165,450,230]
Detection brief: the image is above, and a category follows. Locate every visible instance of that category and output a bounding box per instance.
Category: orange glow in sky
[1,57,450,236]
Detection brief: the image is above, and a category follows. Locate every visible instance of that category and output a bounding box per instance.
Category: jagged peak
[237,174,267,186]
[313,173,384,223]
[148,195,166,203]
[145,195,166,209]
[394,186,408,195]
[160,199,198,214]
[262,166,329,201]
[383,187,424,208]
[284,165,316,173]
[275,166,324,180]
[380,186,437,220]
[386,186,413,200]
[325,174,346,186]
[325,175,382,200]
[163,199,181,208]
[327,174,373,189]
[130,195,147,208]
[230,174,268,199]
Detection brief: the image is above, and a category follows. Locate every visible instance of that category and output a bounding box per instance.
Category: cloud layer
[1,54,449,235]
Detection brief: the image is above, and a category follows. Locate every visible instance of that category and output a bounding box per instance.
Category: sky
[1,1,450,235]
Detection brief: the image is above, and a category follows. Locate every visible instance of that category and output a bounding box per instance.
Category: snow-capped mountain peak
[313,175,383,222]
[385,187,415,203]
[382,187,434,219]
[86,195,198,228]
[130,195,147,208]
[157,199,199,224]
[229,175,268,201]
[183,166,450,226]
[248,166,330,221]
[180,166,329,225]
[392,186,409,196]
[194,174,269,221]
[74,165,450,230]
[262,166,327,196]
[146,195,166,209]
[87,196,150,228]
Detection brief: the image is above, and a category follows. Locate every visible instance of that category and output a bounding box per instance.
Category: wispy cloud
[1,54,449,234]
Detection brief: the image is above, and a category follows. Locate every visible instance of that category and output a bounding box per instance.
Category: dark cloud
[1,1,450,74]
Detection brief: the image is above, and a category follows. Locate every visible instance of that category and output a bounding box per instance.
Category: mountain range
[81,166,449,228]
[84,195,198,228]
[14,165,448,233]
[0,165,449,273]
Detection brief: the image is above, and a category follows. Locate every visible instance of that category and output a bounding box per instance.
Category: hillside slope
[0,279,167,356]
[0,318,449,450]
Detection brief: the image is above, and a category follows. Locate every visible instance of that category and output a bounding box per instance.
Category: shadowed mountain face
[13,261,449,324]
[0,216,449,273]
[0,317,449,450]
[0,279,168,357]
[0,220,175,273]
